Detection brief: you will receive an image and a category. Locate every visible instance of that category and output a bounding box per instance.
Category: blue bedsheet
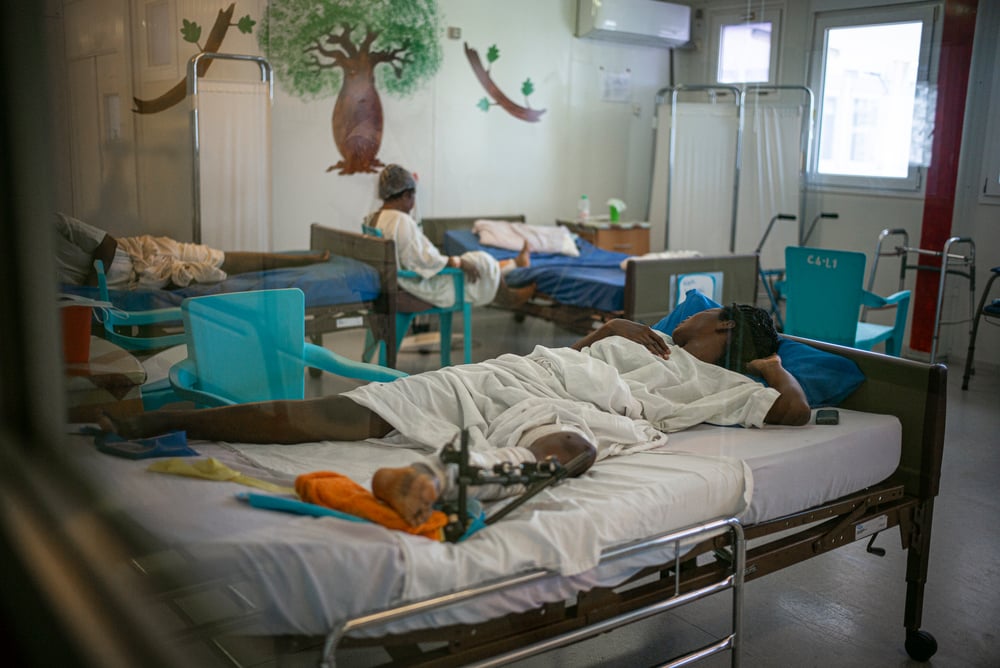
[444,229,630,313]
[61,254,381,312]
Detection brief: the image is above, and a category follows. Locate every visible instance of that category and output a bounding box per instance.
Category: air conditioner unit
[576,0,691,49]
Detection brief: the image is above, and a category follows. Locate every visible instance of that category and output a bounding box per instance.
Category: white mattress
[654,408,902,525]
[66,407,900,638]
[67,432,749,637]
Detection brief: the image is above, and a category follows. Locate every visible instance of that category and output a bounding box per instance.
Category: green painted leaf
[180,19,202,44]
[487,44,500,63]
[521,78,534,97]
[477,97,491,112]
[237,15,256,34]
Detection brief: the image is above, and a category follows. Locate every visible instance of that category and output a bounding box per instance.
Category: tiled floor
[308,307,999,668]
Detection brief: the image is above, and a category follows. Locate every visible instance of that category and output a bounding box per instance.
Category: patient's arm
[747,354,811,426]
[100,396,393,444]
[571,318,670,359]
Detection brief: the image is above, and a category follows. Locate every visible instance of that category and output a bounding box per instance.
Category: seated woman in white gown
[364,164,533,310]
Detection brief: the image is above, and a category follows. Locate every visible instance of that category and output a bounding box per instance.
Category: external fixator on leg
[437,430,587,543]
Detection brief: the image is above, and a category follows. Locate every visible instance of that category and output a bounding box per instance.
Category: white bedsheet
[66,406,900,637]
[654,408,902,524]
[67,432,749,636]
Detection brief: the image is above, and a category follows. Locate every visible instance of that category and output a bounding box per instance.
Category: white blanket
[473,219,580,257]
[211,440,752,634]
[116,235,227,288]
[344,337,779,463]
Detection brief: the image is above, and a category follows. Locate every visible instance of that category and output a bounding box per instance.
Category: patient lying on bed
[56,212,330,289]
[101,304,809,526]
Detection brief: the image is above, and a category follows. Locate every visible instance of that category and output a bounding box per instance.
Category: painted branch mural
[259,0,443,174]
[466,43,545,123]
[133,3,256,114]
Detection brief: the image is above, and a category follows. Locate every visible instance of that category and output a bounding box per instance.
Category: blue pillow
[650,290,865,407]
[651,289,721,336]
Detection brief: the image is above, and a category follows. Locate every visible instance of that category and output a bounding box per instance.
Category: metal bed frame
[133,337,945,666]
[322,517,746,668]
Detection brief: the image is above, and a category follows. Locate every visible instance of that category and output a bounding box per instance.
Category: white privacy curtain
[648,102,739,254]
[194,79,272,252]
[736,103,805,270]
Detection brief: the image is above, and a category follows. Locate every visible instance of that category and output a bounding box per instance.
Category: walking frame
[868,229,976,362]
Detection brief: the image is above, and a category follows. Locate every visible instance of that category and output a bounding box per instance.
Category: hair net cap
[379,164,416,200]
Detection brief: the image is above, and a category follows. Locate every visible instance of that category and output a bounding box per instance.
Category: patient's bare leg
[221,250,331,275]
[98,396,392,444]
[491,280,536,308]
[371,431,597,527]
[515,241,531,268]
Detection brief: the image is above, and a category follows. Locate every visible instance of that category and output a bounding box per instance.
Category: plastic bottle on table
[578,194,590,222]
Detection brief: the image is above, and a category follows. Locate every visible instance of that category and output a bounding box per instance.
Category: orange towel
[295,471,448,541]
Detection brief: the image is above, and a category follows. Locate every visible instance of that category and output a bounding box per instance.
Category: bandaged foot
[371,465,442,527]
[498,241,531,276]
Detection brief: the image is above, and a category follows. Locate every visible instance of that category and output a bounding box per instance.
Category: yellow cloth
[147,457,295,495]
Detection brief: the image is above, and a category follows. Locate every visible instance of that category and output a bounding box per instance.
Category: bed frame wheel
[905,629,938,661]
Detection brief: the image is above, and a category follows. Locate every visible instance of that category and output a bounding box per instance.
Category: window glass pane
[817,21,923,178]
[718,22,772,84]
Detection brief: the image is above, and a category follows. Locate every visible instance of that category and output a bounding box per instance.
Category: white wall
[53,0,998,369]
[266,0,672,249]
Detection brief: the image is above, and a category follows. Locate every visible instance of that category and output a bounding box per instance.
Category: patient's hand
[459,257,481,283]
[746,353,783,376]
[604,319,671,359]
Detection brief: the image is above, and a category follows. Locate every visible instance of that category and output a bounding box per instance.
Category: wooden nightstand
[557,219,651,255]
[65,337,147,422]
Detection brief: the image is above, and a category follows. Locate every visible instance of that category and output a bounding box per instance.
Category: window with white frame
[809,4,939,192]
[709,6,782,86]
[982,25,1000,199]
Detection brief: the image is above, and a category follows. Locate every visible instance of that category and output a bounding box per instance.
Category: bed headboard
[788,336,947,502]
[309,223,399,366]
[624,254,760,325]
[421,214,525,250]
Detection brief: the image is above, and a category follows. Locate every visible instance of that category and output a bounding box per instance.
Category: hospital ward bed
[422,215,760,334]
[65,337,946,666]
[60,224,398,365]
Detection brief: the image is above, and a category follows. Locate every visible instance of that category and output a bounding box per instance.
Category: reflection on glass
[718,22,772,84]
[818,21,923,178]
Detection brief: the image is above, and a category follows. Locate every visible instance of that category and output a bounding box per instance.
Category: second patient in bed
[102,304,809,526]
[56,212,330,290]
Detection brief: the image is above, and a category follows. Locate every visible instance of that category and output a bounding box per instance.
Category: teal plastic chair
[93,259,186,351]
[168,288,406,407]
[783,246,911,356]
[361,224,472,367]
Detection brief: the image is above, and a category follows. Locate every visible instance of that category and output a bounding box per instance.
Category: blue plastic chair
[783,246,911,356]
[361,224,472,367]
[93,259,187,351]
[168,288,405,407]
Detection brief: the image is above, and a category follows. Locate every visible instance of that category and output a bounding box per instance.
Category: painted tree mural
[467,43,546,123]
[133,3,256,114]
[259,0,443,174]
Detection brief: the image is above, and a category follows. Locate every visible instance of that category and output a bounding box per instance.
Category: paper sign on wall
[671,271,723,308]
